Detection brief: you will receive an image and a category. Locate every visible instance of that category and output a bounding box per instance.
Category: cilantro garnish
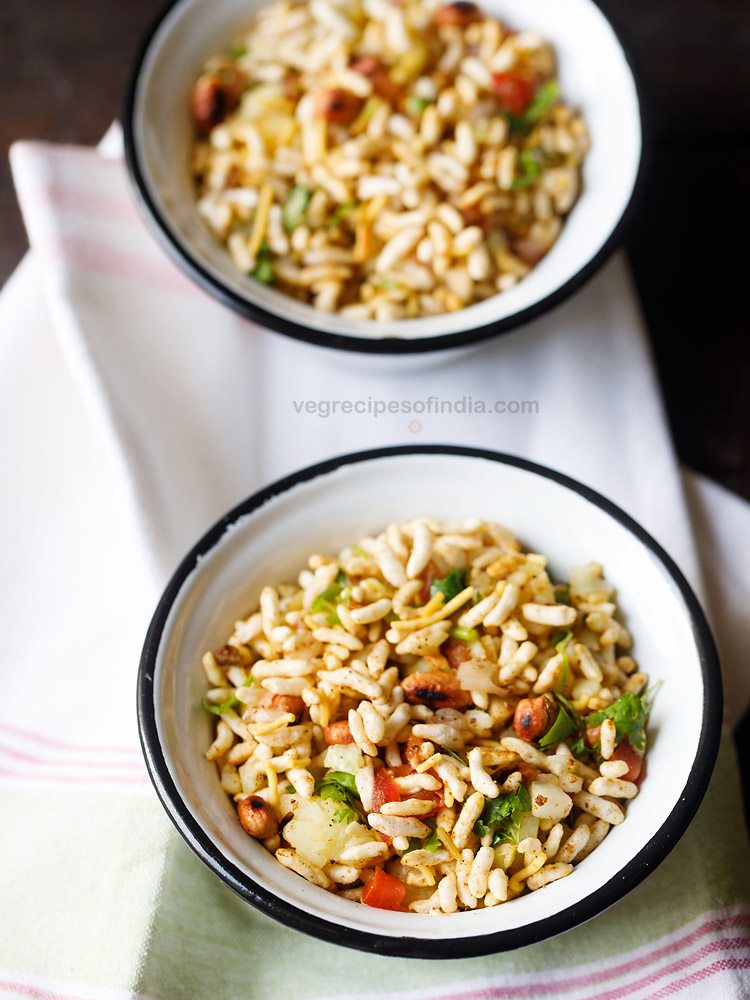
[474,785,531,846]
[327,199,358,227]
[201,695,240,716]
[406,94,431,117]
[315,771,366,823]
[282,186,313,232]
[511,149,543,189]
[430,568,467,603]
[250,241,274,284]
[450,626,478,642]
[586,692,648,751]
[549,629,573,689]
[311,570,347,624]
[508,79,559,133]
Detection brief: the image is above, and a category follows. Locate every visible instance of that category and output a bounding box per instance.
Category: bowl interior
[130,0,641,343]
[151,452,706,943]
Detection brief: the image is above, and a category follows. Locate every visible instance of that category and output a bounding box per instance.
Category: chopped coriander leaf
[285,783,296,794]
[311,570,348,624]
[507,79,560,134]
[229,42,247,58]
[315,770,366,822]
[554,584,572,605]
[549,629,573,689]
[431,568,467,603]
[511,149,543,189]
[405,94,431,117]
[443,747,468,766]
[539,691,591,757]
[539,704,577,747]
[359,97,382,123]
[317,770,358,797]
[586,692,648,751]
[201,695,240,716]
[327,199,358,227]
[523,79,559,124]
[352,545,370,558]
[282,185,313,232]
[242,672,255,686]
[450,625,478,642]
[474,785,531,845]
[333,805,360,824]
[251,257,275,284]
[423,826,441,852]
[370,276,402,291]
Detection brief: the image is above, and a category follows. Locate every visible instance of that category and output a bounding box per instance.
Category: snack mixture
[202,518,653,914]
[191,0,589,318]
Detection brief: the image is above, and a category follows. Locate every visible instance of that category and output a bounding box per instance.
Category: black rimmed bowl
[138,446,721,958]
[124,0,643,354]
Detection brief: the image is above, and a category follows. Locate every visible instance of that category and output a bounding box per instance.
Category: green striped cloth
[1,740,748,999]
[2,137,749,999]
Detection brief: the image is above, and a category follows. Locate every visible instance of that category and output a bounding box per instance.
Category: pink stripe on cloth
[592,937,750,1000]
[0,722,139,756]
[427,912,750,1000]
[41,234,198,297]
[648,957,750,999]
[0,979,95,1000]
[44,182,141,227]
[0,768,148,786]
[0,741,144,770]
[0,975,150,1000]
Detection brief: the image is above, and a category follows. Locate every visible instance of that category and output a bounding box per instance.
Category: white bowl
[124,0,642,353]
[138,446,721,958]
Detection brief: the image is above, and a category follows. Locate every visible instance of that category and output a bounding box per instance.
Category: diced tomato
[611,740,643,783]
[403,732,426,769]
[491,72,535,115]
[362,868,406,911]
[413,789,443,814]
[371,768,402,812]
[420,561,440,604]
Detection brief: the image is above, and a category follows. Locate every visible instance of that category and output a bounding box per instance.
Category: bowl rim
[137,444,722,959]
[122,0,646,355]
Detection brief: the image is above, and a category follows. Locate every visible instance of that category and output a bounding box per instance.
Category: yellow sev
[265,762,280,811]
[436,826,461,860]
[250,712,295,737]
[415,752,444,774]
[247,182,274,260]
[508,853,546,896]
[388,586,474,633]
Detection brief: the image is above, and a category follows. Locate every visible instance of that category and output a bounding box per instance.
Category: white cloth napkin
[2,127,749,1000]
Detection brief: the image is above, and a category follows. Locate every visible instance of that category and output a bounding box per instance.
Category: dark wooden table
[2,0,748,801]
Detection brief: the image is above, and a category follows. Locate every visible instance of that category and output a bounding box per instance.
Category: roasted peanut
[314,88,363,125]
[349,55,403,104]
[435,1,483,27]
[401,670,473,710]
[444,638,472,671]
[513,695,556,742]
[323,719,355,745]
[350,54,382,77]
[190,72,241,133]
[270,694,305,720]
[237,795,279,839]
[212,644,243,666]
[611,740,643,782]
[515,761,541,784]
